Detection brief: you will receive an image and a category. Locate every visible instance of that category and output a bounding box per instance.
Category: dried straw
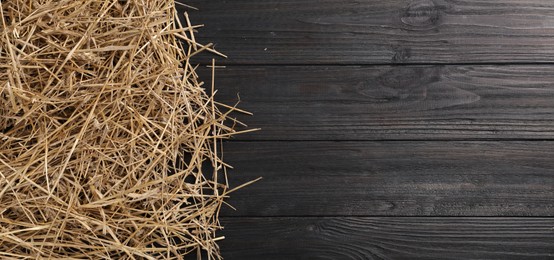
[0,0,254,258]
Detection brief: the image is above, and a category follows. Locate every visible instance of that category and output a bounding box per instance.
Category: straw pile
[0,0,251,258]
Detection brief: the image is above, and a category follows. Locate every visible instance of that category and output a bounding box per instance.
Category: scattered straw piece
[0,0,247,258]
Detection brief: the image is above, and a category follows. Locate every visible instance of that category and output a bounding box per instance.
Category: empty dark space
[182,1,554,259]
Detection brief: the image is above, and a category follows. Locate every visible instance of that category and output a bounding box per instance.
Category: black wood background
[182,0,554,259]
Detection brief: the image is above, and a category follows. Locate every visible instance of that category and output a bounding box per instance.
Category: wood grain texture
[184,0,554,65]
[184,2,554,257]
[219,217,554,259]
[222,141,554,216]
[206,65,554,141]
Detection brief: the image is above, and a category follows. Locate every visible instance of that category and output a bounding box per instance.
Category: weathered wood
[185,2,554,258]
[222,141,554,216]
[184,0,554,65]
[219,217,554,259]
[207,65,554,141]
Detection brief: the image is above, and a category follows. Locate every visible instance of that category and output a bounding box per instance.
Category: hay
[0,0,255,258]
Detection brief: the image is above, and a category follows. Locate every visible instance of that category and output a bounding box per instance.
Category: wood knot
[401,0,440,27]
[368,67,441,102]
[391,46,412,63]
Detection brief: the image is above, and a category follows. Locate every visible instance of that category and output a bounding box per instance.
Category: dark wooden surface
[185,0,554,259]
[186,0,554,65]
[222,141,554,217]
[219,217,554,259]
[208,65,554,141]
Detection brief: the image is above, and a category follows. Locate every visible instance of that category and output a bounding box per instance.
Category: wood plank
[184,0,554,65]
[205,65,554,141]
[221,141,554,216]
[219,217,554,259]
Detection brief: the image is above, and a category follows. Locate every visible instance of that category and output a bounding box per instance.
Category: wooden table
[184,1,554,258]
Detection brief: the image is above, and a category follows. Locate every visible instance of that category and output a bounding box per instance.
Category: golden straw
[0,0,249,258]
